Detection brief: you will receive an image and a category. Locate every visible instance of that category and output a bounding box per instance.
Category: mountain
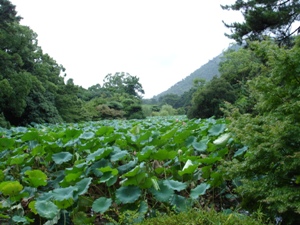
[154,53,223,99]
[153,44,240,99]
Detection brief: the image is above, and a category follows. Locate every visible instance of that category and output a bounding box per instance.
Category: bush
[137,209,267,225]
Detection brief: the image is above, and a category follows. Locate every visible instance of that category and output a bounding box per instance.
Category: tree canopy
[102,72,145,98]
[0,1,146,126]
[222,0,300,44]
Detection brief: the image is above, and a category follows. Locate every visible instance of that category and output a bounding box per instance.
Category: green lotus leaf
[9,153,29,165]
[29,201,37,214]
[35,200,59,219]
[106,175,118,186]
[53,186,77,201]
[130,125,141,135]
[64,172,82,182]
[0,181,23,196]
[36,192,54,201]
[79,131,95,139]
[116,186,141,204]
[31,145,45,156]
[95,126,114,136]
[92,197,112,213]
[121,172,148,187]
[52,152,73,165]
[184,136,196,147]
[137,146,154,161]
[99,172,112,183]
[170,194,193,212]
[12,215,32,223]
[74,177,92,197]
[122,165,141,177]
[192,139,208,152]
[190,183,210,199]
[208,124,226,136]
[54,198,74,209]
[174,130,192,144]
[99,166,118,176]
[86,148,112,162]
[65,128,82,139]
[0,214,10,219]
[110,150,129,162]
[198,156,221,165]
[118,159,137,174]
[25,169,47,187]
[150,181,174,202]
[15,126,28,133]
[160,128,177,140]
[163,179,187,191]
[21,131,39,141]
[0,137,15,150]
[0,170,4,182]
[152,149,177,160]
[137,131,152,145]
[234,146,248,157]
[178,160,198,176]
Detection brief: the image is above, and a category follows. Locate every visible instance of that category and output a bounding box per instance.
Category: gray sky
[10,0,242,98]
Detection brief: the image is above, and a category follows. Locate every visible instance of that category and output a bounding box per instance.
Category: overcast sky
[10,0,242,98]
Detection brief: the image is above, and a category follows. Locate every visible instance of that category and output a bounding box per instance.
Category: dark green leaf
[163,179,187,191]
[35,201,59,219]
[190,183,210,199]
[52,152,73,165]
[92,197,112,213]
[208,124,226,136]
[116,186,141,204]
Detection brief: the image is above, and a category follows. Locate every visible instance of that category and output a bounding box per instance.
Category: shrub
[137,209,267,225]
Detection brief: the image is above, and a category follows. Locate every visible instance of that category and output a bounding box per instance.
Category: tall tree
[222,0,300,44]
[187,77,236,119]
[0,1,70,125]
[0,0,21,27]
[224,37,300,224]
[102,72,145,98]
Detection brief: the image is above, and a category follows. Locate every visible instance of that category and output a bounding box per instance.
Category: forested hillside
[0,1,145,127]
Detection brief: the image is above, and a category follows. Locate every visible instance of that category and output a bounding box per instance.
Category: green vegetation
[0,1,145,127]
[138,209,266,225]
[222,38,300,224]
[222,0,300,44]
[1,0,300,224]
[0,116,252,224]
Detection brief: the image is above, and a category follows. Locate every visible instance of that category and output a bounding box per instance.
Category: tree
[224,38,300,224]
[187,77,236,119]
[0,0,21,27]
[222,0,300,44]
[0,2,70,126]
[55,79,86,123]
[218,46,262,113]
[102,72,144,98]
[158,94,180,108]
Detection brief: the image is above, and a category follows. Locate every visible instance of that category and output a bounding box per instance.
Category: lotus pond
[0,116,245,224]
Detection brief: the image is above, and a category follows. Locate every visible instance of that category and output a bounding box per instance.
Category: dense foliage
[223,38,300,224]
[0,116,247,224]
[222,0,300,44]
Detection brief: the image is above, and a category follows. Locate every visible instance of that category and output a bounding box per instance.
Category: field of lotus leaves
[0,116,245,224]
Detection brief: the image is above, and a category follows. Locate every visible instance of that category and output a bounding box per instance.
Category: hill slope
[154,53,223,99]
[154,44,241,99]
